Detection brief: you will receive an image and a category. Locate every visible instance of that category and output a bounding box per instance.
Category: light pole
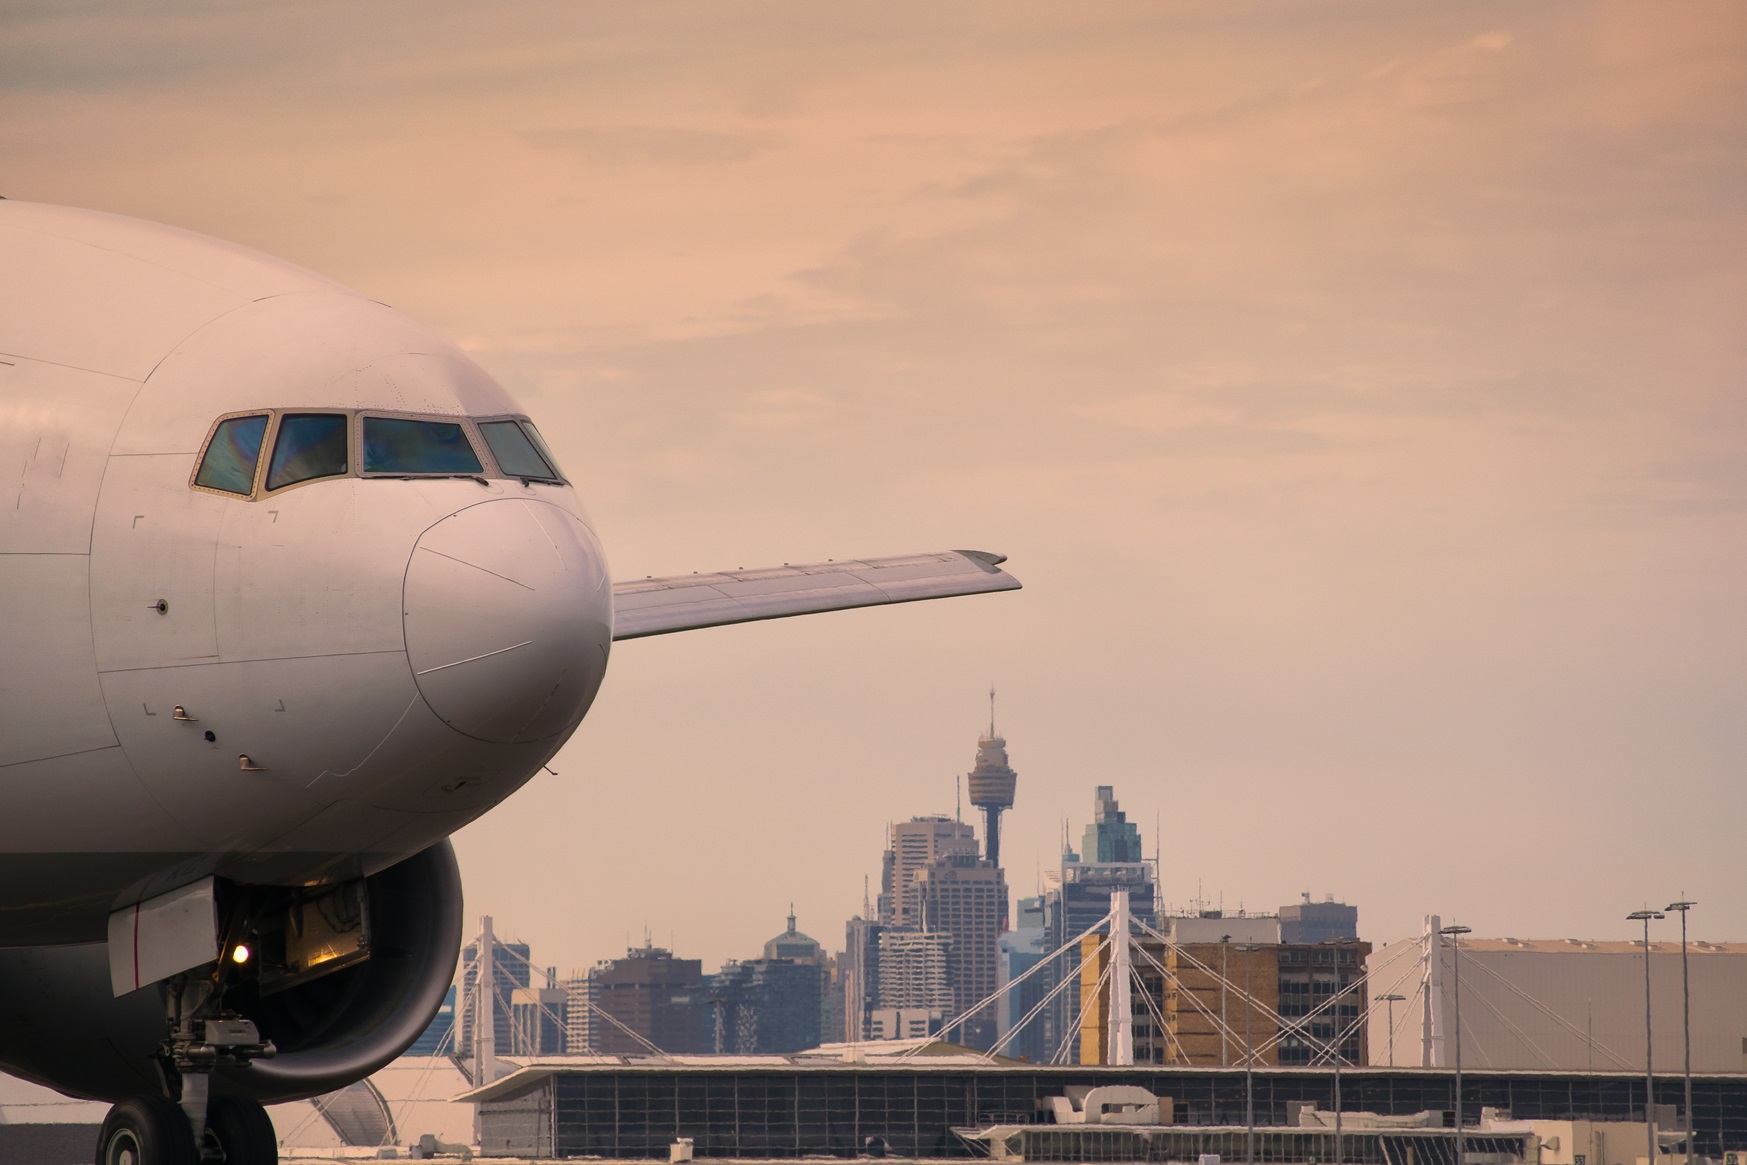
[1325,941,1348,1165]
[1440,925,1471,1165]
[1222,934,1232,1068]
[1629,908,1665,1165]
[1667,901,1696,1165]
[1378,993,1407,1069]
[1235,944,1259,1165]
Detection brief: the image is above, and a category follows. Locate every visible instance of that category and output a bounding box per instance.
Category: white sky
[5,1,1746,974]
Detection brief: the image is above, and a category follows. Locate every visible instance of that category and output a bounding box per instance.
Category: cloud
[522,125,779,166]
[8,0,1747,968]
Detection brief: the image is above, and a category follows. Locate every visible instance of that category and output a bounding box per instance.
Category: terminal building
[459,1057,1747,1161]
[1370,922,1747,1072]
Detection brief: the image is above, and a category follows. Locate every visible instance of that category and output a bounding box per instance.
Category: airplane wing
[611,549,1020,641]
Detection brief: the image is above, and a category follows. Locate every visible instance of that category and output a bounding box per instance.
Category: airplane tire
[205,1096,278,1165]
[96,1093,197,1165]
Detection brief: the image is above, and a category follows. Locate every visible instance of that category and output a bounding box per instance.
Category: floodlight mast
[1377,993,1407,1069]
[1629,908,1666,1165]
[1439,925,1472,1165]
[1666,901,1697,1165]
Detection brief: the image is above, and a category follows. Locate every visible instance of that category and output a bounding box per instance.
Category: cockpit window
[362,417,483,475]
[265,413,349,491]
[195,414,269,495]
[480,420,559,481]
[518,421,564,478]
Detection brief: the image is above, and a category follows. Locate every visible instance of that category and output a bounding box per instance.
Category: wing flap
[611,549,1020,641]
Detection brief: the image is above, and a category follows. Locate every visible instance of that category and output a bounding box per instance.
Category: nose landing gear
[95,973,281,1164]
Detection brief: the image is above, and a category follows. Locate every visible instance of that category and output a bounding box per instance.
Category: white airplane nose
[402,499,609,744]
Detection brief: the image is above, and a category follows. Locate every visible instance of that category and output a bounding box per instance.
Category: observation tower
[966,688,1018,870]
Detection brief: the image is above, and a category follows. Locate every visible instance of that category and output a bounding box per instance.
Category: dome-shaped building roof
[763,906,824,963]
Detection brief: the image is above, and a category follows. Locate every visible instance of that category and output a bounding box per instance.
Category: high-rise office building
[510,966,569,1056]
[705,958,824,1054]
[915,851,1007,1049]
[1081,784,1145,861]
[997,896,1051,1062]
[839,914,884,1041]
[459,933,532,1059]
[697,909,830,1054]
[564,974,595,1053]
[878,816,979,929]
[876,930,953,1014]
[587,943,706,1054]
[1279,894,1360,944]
[1027,785,1157,1064]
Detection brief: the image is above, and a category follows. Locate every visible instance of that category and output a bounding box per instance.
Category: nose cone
[403,499,610,744]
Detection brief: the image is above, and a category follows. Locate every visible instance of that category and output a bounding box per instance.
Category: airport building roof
[1450,938,1747,954]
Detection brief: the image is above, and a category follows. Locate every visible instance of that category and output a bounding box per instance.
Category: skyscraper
[510,967,569,1056]
[876,930,953,1013]
[997,897,1051,1062]
[840,913,884,1041]
[1081,784,1145,861]
[878,816,979,928]
[706,957,823,1054]
[1027,785,1158,1064]
[1278,894,1360,944]
[586,942,706,1054]
[916,852,1007,1048]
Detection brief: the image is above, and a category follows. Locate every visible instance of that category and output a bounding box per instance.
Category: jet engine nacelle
[0,841,461,1104]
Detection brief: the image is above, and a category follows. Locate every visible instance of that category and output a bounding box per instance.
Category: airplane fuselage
[0,202,613,946]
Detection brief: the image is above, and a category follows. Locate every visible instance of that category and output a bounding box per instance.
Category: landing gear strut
[96,972,280,1163]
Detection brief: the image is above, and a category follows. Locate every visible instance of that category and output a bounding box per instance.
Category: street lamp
[1667,901,1697,1165]
[1377,994,1407,1069]
[1440,925,1472,1165]
[1629,908,1665,1165]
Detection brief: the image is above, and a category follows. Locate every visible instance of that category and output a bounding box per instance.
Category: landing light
[231,944,251,965]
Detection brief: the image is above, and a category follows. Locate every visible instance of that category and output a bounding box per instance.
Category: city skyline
[6,3,1743,976]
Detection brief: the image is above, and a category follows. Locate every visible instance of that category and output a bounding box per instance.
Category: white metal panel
[97,652,420,853]
[0,747,189,854]
[107,877,218,995]
[0,554,119,766]
[90,454,223,671]
[110,293,518,457]
[0,216,241,380]
[611,550,1021,640]
[213,477,438,663]
[0,358,141,554]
